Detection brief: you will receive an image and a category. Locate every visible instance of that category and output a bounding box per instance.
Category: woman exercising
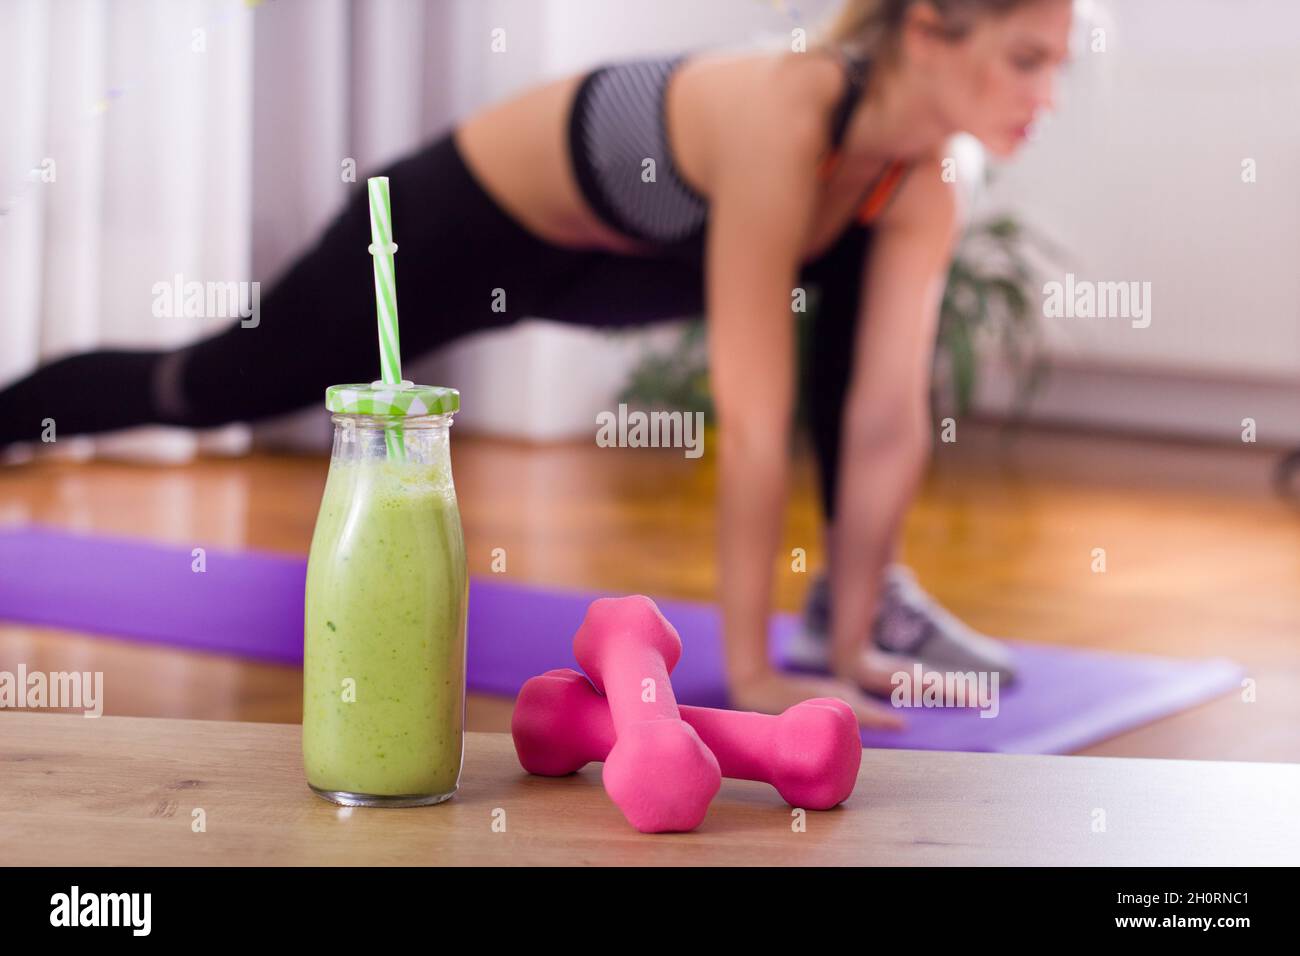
[0,0,1074,727]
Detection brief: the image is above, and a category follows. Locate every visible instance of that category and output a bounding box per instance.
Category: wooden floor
[1,421,1297,762]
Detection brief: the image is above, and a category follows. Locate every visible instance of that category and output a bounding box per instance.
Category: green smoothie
[302,454,468,802]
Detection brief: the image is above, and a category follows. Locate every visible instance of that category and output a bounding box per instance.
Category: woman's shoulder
[678,48,844,114]
[675,47,848,159]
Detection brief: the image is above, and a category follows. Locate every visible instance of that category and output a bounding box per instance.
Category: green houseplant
[935,213,1059,421]
[619,212,1060,434]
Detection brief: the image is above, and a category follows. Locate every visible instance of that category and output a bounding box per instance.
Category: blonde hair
[820,0,1044,65]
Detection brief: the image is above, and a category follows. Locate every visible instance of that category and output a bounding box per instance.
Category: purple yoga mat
[0,526,1244,754]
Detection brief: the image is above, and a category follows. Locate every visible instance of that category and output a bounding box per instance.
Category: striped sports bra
[568,47,912,250]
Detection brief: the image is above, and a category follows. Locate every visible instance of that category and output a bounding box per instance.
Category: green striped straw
[367,176,405,461]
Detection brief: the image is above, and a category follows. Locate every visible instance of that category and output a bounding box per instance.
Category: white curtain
[1,0,252,461]
[0,0,506,461]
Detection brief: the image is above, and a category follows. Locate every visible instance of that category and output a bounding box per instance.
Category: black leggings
[0,131,872,521]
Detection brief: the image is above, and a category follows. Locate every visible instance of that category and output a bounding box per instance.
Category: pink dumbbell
[570,595,722,832]
[513,668,862,810]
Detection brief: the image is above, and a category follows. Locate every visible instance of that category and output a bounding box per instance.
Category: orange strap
[857,160,909,224]
[816,151,912,225]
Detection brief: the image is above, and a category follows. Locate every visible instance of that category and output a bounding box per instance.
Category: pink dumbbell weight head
[513,668,862,810]
[570,595,722,832]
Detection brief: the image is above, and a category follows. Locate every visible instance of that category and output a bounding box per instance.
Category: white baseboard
[974,358,1300,446]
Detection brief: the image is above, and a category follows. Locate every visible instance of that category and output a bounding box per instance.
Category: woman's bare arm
[705,58,903,727]
[707,64,821,688]
[826,155,965,685]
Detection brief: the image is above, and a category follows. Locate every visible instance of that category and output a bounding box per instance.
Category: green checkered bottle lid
[325,380,460,417]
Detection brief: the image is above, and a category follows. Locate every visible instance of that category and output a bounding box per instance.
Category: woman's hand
[730,668,906,731]
[844,646,922,698]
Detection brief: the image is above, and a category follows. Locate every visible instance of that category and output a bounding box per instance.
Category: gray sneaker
[784,565,1018,685]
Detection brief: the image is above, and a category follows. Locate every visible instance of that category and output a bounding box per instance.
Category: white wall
[973,0,1300,442]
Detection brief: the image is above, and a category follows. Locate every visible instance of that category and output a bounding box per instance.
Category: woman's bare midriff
[453,53,893,262]
[454,75,653,256]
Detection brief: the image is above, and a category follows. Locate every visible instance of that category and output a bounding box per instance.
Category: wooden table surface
[2,713,1296,866]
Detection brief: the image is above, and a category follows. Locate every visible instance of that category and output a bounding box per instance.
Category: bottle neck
[329,413,454,466]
